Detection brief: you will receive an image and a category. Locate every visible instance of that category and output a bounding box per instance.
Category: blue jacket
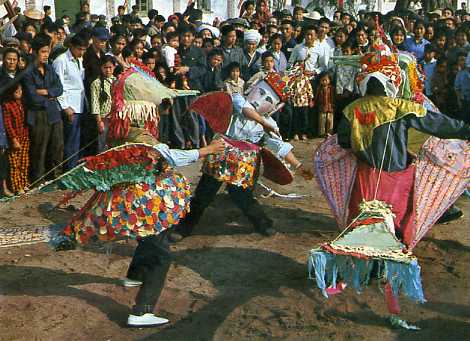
[22,63,63,125]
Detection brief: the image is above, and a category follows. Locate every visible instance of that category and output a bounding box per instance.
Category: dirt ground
[0,139,469,341]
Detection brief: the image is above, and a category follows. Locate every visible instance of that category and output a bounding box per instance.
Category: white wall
[18,0,57,20]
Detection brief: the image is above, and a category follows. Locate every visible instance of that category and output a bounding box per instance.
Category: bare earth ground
[0,138,469,341]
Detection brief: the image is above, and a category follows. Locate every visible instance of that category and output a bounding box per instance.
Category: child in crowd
[2,82,29,194]
[91,55,117,153]
[269,34,287,73]
[420,44,437,97]
[315,72,335,137]
[290,63,314,141]
[142,52,157,75]
[224,62,244,95]
[161,32,189,89]
[431,58,455,116]
[246,51,276,91]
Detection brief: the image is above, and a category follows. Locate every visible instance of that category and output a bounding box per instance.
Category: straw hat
[24,8,45,20]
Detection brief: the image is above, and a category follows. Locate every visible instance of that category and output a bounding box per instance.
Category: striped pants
[8,137,29,193]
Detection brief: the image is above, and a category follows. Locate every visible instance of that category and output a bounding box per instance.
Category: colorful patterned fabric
[63,170,191,244]
[410,137,470,250]
[343,96,426,152]
[202,136,260,189]
[314,135,357,228]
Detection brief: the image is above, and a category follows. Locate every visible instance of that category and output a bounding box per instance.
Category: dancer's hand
[296,165,314,180]
[199,138,225,158]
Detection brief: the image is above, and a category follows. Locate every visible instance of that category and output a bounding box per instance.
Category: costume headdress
[264,72,292,102]
[108,60,198,142]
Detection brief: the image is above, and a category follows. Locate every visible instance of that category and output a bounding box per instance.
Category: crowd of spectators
[0,1,470,197]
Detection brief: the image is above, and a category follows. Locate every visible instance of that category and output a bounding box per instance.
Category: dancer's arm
[155,138,225,167]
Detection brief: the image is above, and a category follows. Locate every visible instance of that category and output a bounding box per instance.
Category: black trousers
[176,174,273,236]
[29,111,64,184]
[127,232,171,315]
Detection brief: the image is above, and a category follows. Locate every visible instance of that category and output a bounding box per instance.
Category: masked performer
[309,52,470,328]
[170,72,313,240]
[1,62,224,328]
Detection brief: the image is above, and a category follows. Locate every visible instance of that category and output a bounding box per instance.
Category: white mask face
[245,80,281,115]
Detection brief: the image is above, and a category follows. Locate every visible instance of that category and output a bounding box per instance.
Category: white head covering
[197,24,220,38]
[358,72,399,98]
[244,29,262,44]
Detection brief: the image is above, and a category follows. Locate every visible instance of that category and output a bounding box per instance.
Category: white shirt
[53,49,86,113]
[288,39,334,73]
[226,94,293,159]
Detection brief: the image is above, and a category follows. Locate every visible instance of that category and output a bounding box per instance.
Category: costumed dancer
[309,52,470,328]
[170,72,313,240]
[1,62,224,328]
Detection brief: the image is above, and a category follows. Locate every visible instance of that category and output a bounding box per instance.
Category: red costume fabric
[348,162,416,247]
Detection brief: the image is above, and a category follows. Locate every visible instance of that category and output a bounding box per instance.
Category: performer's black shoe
[437,205,463,224]
[255,226,277,236]
[254,218,277,236]
[167,231,184,243]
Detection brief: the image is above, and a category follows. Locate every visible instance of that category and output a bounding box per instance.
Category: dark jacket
[178,45,207,91]
[338,105,470,172]
[221,45,247,79]
[243,50,261,80]
[22,63,63,125]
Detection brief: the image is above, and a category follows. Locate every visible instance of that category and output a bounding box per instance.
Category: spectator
[224,62,244,95]
[404,19,430,61]
[420,44,437,97]
[22,34,63,184]
[246,51,276,90]
[198,48,224,93]
[177,26,207,91]
[243,30,262,80]
[269,34,287,73]
[90,55,117,152]
[0,48,20,83]
[280,20,296,59]
[53,34,88,170]
[454,56,470,121]
[2,81,30,194]
[289,26,322,74]
[220,25,247,79]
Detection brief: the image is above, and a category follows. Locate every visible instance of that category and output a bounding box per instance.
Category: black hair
[261,51,274,61]
[142,51,156,62]
[31,33,51,52]
[43,5,51,11]
[148,9,158,20]
[3,47,20,60]
[166,31,179,41]
[128,38,144,52]
[70,34,89,48]
[178,25,196,36]
[207,47,224,60]
[97,55,116,105]
[269,33,283,46]
[156,15,165,22]
[280,19,293,26]
[2,80,22,103]
[226,61,240,74]
[221,24,236,36]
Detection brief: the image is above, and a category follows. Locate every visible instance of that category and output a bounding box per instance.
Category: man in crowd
[22,34,64,184]
[53,34,88,171]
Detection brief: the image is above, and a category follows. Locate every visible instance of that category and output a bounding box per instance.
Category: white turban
[197,24,220,38]
[244,29,261,45]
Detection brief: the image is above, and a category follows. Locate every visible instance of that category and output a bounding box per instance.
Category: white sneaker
[127,313,169,327]
[121,278,143,287]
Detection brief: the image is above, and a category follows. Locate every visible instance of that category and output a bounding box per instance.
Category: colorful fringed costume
[310,52,470,326]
